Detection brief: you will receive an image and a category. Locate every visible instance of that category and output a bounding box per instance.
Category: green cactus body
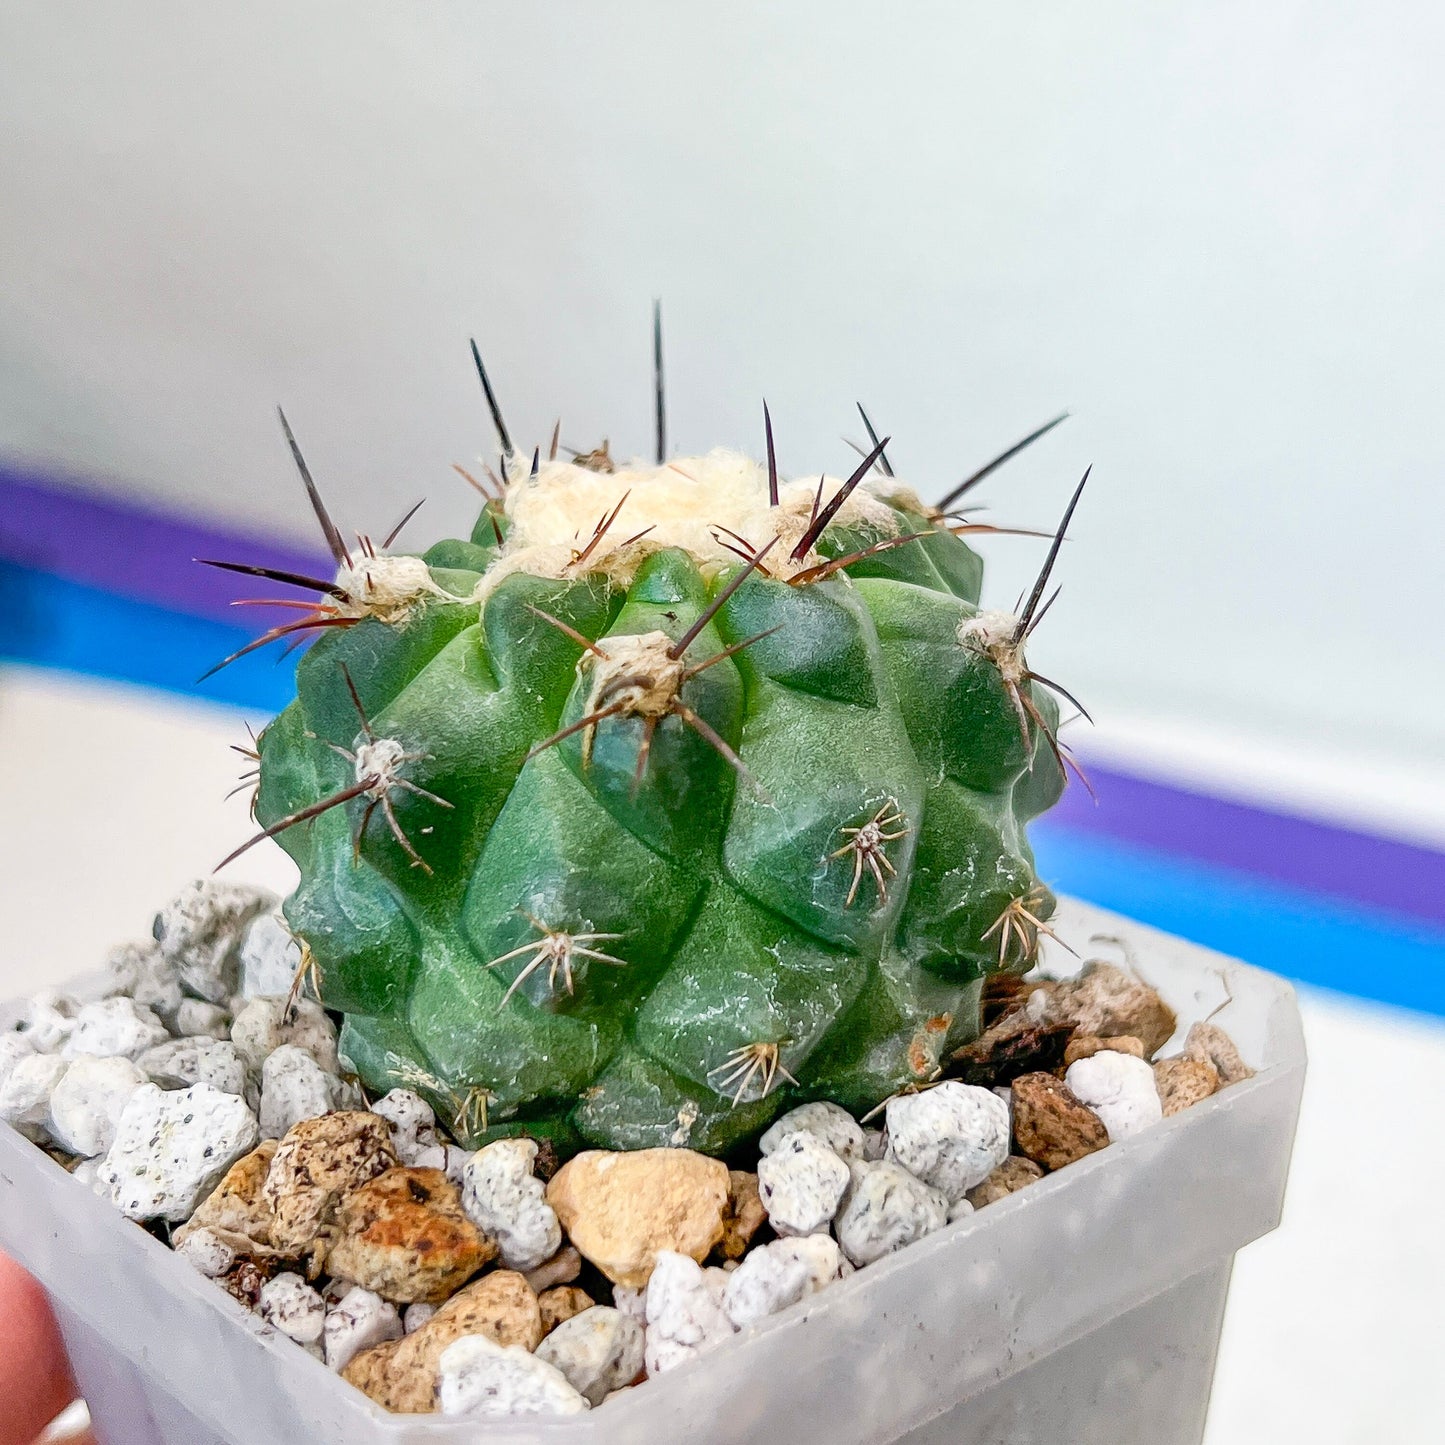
[252,447,1067,1155]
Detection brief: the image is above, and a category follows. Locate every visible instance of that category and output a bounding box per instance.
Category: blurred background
[2,3,1442,1440]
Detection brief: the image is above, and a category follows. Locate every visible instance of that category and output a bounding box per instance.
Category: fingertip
[0,1251,79,1445]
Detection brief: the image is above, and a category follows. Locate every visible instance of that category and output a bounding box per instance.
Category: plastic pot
[0,898,1306,1445]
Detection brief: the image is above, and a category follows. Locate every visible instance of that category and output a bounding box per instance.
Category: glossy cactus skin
[252,462,1066,1156]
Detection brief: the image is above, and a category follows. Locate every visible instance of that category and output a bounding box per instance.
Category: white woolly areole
[477,448,914,597]
[353,736,409,793]
[956,609,1019,651]
[334,553,449,622]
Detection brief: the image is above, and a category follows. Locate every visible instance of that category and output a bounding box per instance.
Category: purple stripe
[1050,764,1445,930]
[6,465,1445,930]
[1,464,331,625]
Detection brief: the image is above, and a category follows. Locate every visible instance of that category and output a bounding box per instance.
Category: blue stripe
[1034,822,1445,1018]
[0,564,296,715]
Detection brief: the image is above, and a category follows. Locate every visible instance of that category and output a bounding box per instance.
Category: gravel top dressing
[1,878,1252,1421]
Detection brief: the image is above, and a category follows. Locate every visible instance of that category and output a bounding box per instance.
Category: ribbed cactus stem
[213,357,1081,1155]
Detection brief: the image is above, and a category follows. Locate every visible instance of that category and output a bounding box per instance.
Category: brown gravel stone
[1184,1022,1254,1085]
[538,1285,596,1335]
[326,1166,496,1304]
[1064,1034,1146,1067]
[524,1244,582,1293]
[176,1140,278,1252]
[263,1112,397,1255]
[965,1155,1045,1208]
[547,1147,729,1288]
[714,1170,768,1261]
[1045,964,1177,1057]
[1012,1071,1109,1171]
[342,1270,542,1414]
[1154,1056,1221,1115]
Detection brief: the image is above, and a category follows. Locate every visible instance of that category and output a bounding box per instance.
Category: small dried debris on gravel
[2,878,1258,1418]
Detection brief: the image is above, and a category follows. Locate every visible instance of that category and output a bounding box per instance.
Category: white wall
[3,2,1441,779]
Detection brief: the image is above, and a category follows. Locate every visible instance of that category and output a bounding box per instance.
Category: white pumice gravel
[17,992,78,1053]
[947,1197,977,1224]
[322,1285,403,1372]
[1,1032,36,1090]
[70,1156,110,1197]
[702,1265,731,1311]
[759,1100,866,1164]
[461,1138,562,1271]
[258,1045,349,1139]
[259,1272,327,1357]
[438,1334,589,1418]
[174,1226,237,1279]
[722,1235,846,1329]
[0,1053,70,1140]
[98,1082,260,1222]
[152,879,276,1005]
[833,1159,950,1268]
[884,1081,1011,1202]
[61,998,169,1063]
[106,941,185,1024]
[402,1302,437,1335]
[237,912,303,1000]
[137,1038,251,1102]
[1064,1051,1164,1142]
[47,1055,147,1158]
[611,1285,646,1323]
[365,1092,467,1180]
[173,1000,231,1041]
[643,1250,736,1376]
[411,1140,471,1185]
[230,997,339,1075]
[370,1089,438,1165]
[535,1306,645,1405]
[756,1130,851,1236]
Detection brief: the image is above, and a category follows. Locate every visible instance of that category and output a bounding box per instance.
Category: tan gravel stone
[326,1167,496,1304]
[965,1155,1045,1208]
[714,1170,768,1261]
[1011,1071,1109,1171]
[1184,1022,1254,1085]
[546,1147,729,1288]
[175,1140,278,1252]
[539,1285,596,1335]
[1045,964,1177,1057]
[1154,1056,1221,1115]
[342,1270,542,1414]
[263,1112,397,1255]
[1063,1034,1146,1067]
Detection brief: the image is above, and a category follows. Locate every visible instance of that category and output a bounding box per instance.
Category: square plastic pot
[0,898,1306,1445]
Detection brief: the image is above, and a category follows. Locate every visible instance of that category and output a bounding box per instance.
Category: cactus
[212,346,1085,1156]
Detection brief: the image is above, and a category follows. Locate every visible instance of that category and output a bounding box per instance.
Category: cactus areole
[221,353,1087,1158]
